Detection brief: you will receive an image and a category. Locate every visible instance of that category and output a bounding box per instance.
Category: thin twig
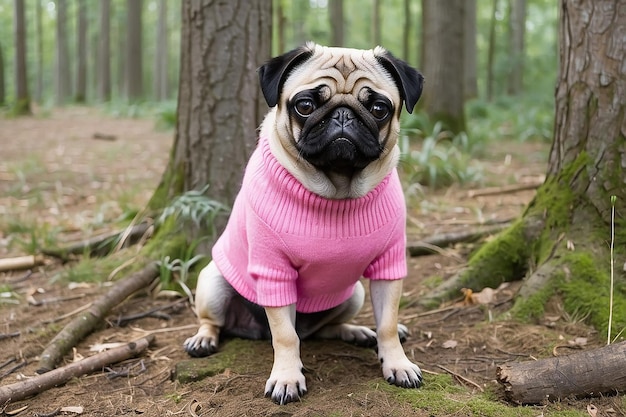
[436,364,484,392]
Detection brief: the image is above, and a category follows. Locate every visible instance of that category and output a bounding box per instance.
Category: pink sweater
[212,136,407,313]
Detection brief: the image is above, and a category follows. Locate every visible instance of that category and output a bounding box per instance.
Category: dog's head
[258,42,423,199]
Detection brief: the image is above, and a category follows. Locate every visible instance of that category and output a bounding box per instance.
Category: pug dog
[184,42,424,405]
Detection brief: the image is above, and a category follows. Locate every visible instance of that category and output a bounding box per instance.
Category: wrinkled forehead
[281,45,399,103]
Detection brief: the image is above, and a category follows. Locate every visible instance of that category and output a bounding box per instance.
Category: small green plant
[399,122,483,189]
[157,253,206,302]
[157,186,230,230]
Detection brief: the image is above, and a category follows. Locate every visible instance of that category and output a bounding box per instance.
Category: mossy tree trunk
[426,0,626,339]
[147,0,271,258]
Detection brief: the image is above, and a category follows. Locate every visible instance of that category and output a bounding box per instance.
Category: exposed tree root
[0,335,154,405]
[420,215,545,307]
[407,223,509,257]
[37,263,159,374]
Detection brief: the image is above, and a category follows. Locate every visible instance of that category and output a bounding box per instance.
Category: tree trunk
[421,0,466,133]
[98,0,111,101]
[35,0,43,103]
[125,0,143,101]
[329,0,344,47]
[13,0,30,114]
[486,0,498,101]
[276,0,286,53]
[507,0,526,95]
[372,0,381,46]
[463,0,477,100]
[401,0,411,63]
[423,0,626,340]
[116,5,125,97]
[75,0,88,103]
[0,42,5,107]
[148,0,271,253]
[154,0,168,101]
[55,0,71,105]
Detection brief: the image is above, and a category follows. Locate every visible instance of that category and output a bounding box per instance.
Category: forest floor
[0,107,623,416]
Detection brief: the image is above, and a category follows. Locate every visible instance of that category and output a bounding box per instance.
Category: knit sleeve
[246,211,299,307]
[363,212,407,280]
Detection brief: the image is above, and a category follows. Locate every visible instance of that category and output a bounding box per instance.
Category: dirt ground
[0,107,623,416]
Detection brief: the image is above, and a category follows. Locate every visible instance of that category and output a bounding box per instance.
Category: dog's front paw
[381,356,423,389]
[183,334,218,357]
[264,366,307,405]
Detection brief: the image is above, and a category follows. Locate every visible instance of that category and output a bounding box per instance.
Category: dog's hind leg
[183,261,234,357]
[304,281,378,347]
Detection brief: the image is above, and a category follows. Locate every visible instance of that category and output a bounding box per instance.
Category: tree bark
[154,0,168,101]
[329,0,344,47]
[55,0,71,105]
[463,0,478,100]
[497,341,626,404]
[507,0,527,95]
[13,0,30,114]
[402,0,411,63]
[486,0,499,101]
[421,0,466,133]
[0,42,5,106]
[423,0,626,340]
[98,0,111,101]
[75,0,88,103]
[125,0,143,101]
[372,0,381,46]
[35,0,43,102]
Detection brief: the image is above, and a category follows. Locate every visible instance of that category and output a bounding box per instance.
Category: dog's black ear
[376,51,424,114]
[258,44,315,108]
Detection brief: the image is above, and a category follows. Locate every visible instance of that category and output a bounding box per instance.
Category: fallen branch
[408,223,509,257]
[0,256,45,273]
[41,222,152,260]
[0,335,154,404]
[37,263,159,373]
[497,341,626,404]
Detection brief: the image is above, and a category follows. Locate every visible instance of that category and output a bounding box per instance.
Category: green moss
[53,249,145,283]
[147,148,186,212]
[174,338,267,383]
[383,374,587,416]
[559,253,626,340]
[460,219,531,291]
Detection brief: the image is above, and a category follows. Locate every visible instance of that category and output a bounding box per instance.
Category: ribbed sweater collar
[245,136,403,238]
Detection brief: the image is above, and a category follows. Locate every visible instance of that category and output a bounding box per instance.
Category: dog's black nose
[330,107,356,128]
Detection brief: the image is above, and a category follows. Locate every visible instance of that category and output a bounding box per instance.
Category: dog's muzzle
[297,106,383,172]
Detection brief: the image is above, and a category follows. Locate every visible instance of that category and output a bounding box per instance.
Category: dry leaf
[462,287,496,305]
[587,404,597,417]
[442,340,458,349]
[568,337,587,347]
[566,240,575,251]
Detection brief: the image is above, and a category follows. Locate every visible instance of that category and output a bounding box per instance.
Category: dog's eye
[370,101,390,120]
[294,99,316,117]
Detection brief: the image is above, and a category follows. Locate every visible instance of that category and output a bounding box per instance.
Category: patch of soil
[0,108,623,416]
